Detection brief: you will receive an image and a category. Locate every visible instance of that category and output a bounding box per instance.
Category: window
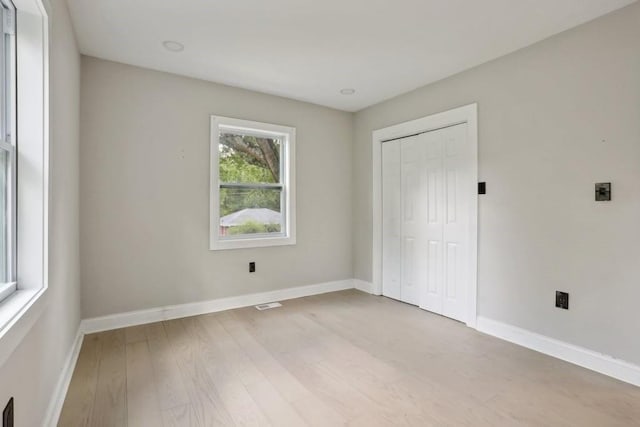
[210,116,296,250]
[0,0,15,304]
[0,0,49,365]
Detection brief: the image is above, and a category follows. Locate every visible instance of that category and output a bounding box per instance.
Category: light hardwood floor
[59,290,640,426]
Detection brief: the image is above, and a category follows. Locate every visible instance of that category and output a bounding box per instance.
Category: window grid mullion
[219,182,282,190]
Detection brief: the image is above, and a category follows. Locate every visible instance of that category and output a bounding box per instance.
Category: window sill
[0,287,48,366]
[210,235,296,250]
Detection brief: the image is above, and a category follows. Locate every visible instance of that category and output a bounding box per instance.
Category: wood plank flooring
[59,290,640,426]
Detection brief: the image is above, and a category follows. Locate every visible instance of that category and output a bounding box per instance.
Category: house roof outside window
[220,208,281,227]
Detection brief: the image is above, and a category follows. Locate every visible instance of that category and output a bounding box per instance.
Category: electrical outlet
[555,291,569,310]
[595,183,611,201]
[3,397,13,427]
[249,262,256,273]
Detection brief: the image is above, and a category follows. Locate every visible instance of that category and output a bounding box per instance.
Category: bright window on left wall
[0,0,15,304]
[0,0,49,365]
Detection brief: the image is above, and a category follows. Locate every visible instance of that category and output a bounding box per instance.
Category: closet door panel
[399,135,424,306]
[382,140,401,301]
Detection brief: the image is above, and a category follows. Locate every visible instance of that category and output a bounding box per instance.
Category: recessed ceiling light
[340,88,356,95]
[162,40,184,52]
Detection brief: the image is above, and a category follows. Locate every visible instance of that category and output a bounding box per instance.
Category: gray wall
[0,0,81,425]
[353,3,640,365]
[80,57,353,318]
[1,1,638,423]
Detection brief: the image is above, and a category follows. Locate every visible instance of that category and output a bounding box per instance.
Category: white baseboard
[353,279,376,295]
[43,326,84,427]
[477,316,640,387]
[81,279,355,334]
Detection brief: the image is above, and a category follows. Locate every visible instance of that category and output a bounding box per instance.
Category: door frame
[372,103,478,328]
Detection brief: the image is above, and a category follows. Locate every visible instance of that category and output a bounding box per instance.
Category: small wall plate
[555,291,569,310]
[595,182,611,201]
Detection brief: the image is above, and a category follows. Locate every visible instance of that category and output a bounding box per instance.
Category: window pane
[219,131,281,184]
[219,187,282,236]
[0,149,8,282]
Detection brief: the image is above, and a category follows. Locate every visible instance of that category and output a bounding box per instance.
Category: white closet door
[399,135,424,306]
[421,129,445,314]
[382,123,470,319]
[420,124,469,322]
[382,140,401,301]
[441,124,469,322]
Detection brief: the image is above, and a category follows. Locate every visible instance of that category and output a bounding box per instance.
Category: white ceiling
[66,0,635,112]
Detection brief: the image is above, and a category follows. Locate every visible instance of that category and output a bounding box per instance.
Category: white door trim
[372,103,478,328]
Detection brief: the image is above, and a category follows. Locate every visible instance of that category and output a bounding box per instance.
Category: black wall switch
[555,291,569,310]
[478,182,486,195]
[249,262,256,273]
[3,397,13,427]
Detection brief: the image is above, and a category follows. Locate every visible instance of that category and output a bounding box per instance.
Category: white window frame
[0,0,16,304]
[0,0,49,368]
[210,116,296,250]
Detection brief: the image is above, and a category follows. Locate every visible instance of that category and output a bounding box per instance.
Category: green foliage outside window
[219,133,281,217]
